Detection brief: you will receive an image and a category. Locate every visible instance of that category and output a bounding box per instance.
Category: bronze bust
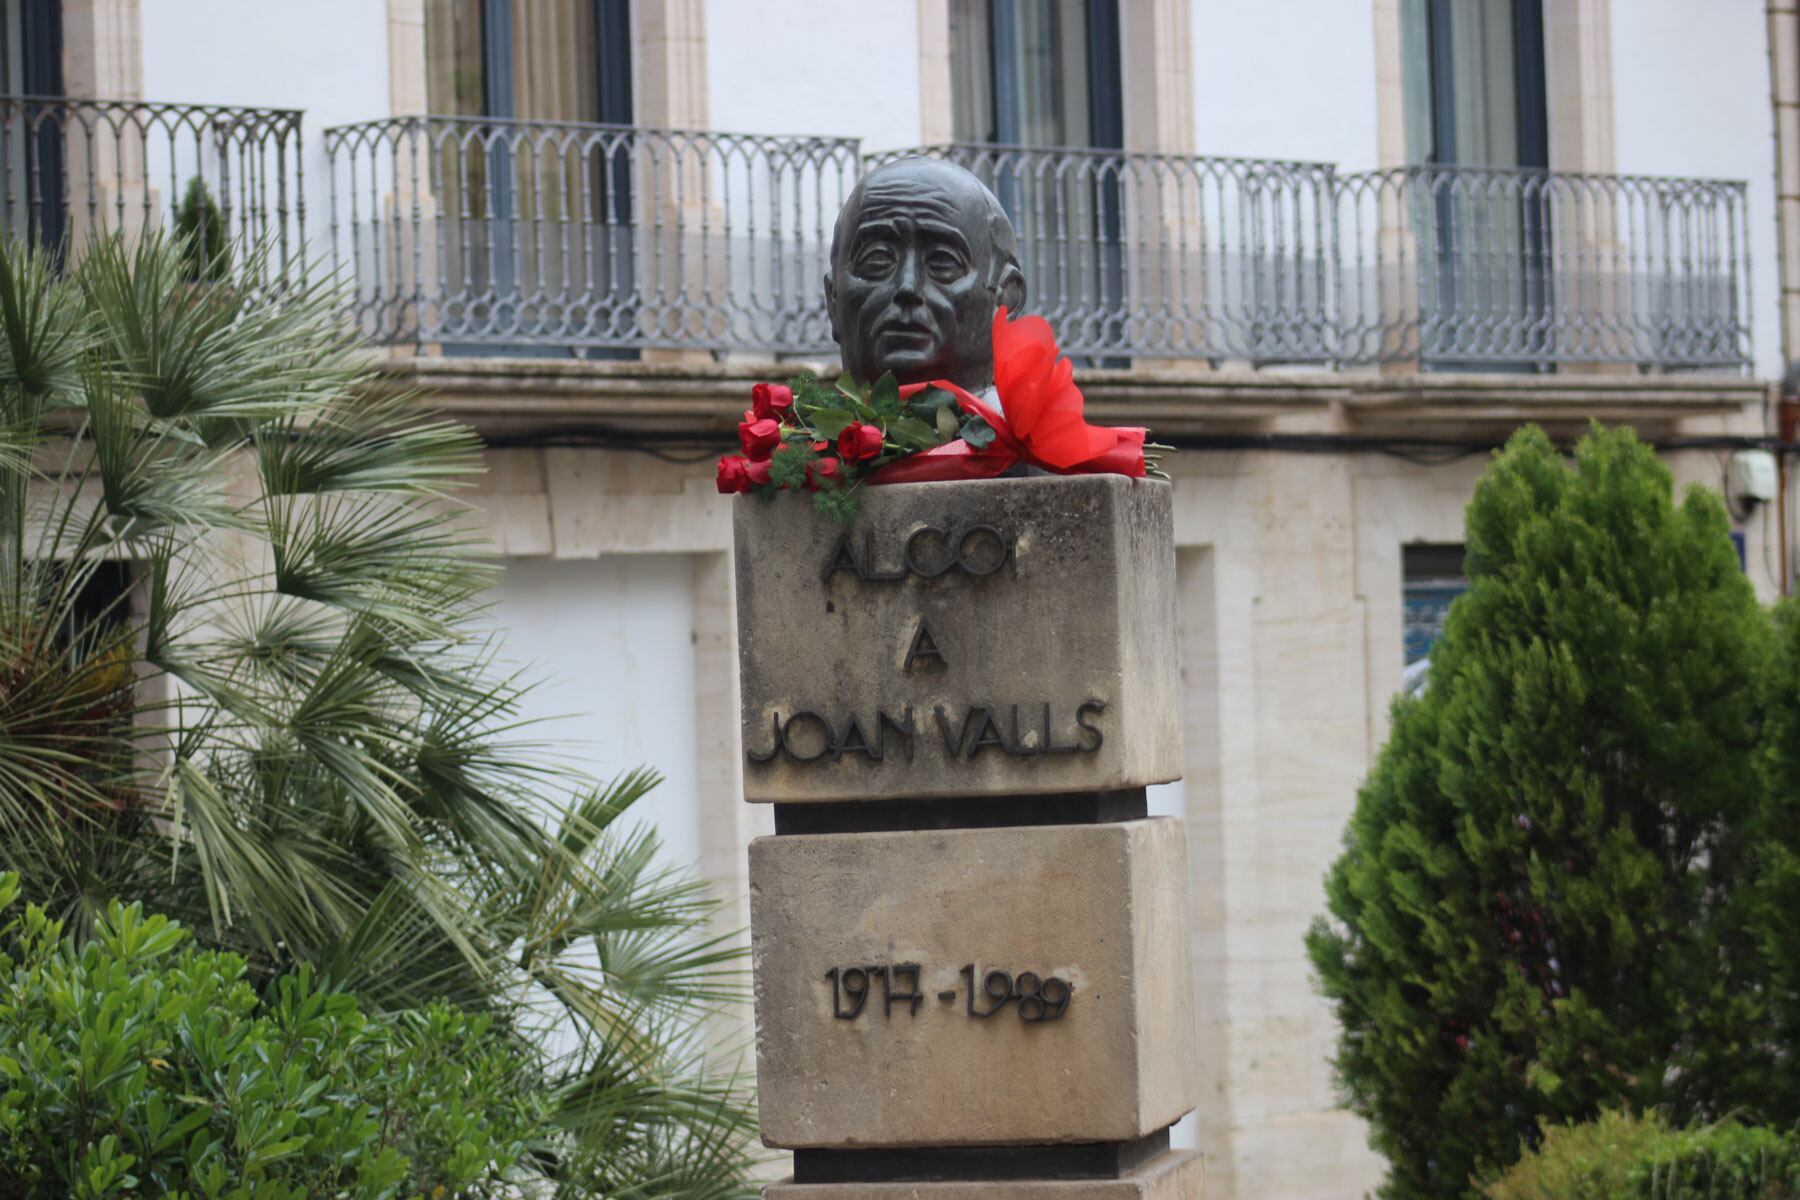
[825,158,1026,395]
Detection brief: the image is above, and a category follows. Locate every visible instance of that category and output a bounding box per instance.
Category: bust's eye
[854,243,897,278]
[926,247,967,282]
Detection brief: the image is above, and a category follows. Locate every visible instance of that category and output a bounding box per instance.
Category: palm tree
[0,234,759,1196]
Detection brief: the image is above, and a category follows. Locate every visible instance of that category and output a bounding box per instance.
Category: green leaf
[934,402,961,441]
[959,414,997,450]
[808,409,855,439]
[869,371,902,419]
[888,416,938,450]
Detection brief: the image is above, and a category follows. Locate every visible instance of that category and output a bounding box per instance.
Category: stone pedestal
[752,819,1195,1148]
[734,476,1198,1197]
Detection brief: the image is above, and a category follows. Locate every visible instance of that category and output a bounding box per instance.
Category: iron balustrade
[323,116,862,355]
[871,143,1342,364]
[1336,165,1752,370]
[297,115,1764,373]
[0,95,304,276]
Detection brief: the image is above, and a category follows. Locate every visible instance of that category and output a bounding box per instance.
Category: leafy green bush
[1484,1112,1800,1200]
[1483,1111,1679,1200]
[0,871,544,1198]
[1308,426,1773,1198]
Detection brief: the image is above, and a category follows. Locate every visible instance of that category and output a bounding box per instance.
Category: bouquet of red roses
[715,309,1163,520]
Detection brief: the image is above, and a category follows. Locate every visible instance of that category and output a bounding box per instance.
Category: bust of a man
[825,158,1026,394]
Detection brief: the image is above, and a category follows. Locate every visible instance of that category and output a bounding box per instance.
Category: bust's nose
[893,247,924,305]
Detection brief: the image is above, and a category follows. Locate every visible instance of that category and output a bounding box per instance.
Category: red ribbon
[867,309,1146,486]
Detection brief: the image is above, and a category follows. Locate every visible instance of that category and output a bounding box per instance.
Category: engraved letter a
[903,619,947,671]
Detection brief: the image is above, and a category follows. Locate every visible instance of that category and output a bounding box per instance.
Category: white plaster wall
[487,554,703,872]
[705,0,922,150]
[1611,0,1781,379]
[139,0,390,266]
[1189,0,1381,166]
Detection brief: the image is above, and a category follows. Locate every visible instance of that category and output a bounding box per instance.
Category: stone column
[732,474,1202,1197]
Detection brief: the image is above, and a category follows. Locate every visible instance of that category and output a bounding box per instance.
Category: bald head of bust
[825,159,1027,393]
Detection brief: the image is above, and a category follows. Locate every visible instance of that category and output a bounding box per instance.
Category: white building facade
[12,2,1798,1196]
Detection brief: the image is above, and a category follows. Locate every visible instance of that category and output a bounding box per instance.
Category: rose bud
[838,421,884,463]
[739,413,782,460]
[745,457,774,487]
[752,382,795,420]
[715,455,752,494]
[806,455,841,492]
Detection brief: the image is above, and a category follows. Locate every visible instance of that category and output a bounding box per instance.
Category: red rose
[716,455,773,493]
[752,382,794,420]
[716,455,751,493]
[739,410,782,460]
[806,455,841,492]
[837,421,884,463]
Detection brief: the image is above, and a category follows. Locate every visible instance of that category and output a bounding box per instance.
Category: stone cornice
[373,352,1769,441]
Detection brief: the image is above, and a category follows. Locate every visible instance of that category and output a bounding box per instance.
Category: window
[950,0,1120,150]
[425,0,630,125]
[1402,543,1466,694]
[423,0,633,355]
[948,1,1123,355]
[0,0,62,247]
[1400,0,1549,368]
[1401,0,1546,172]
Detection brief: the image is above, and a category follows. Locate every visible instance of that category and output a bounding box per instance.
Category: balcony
[0,95,305,275]
[0,98,1754,381]
[324,121,1751,376]
[323,116,861,355]
[1336,165,1751,370]
[870,143,1341,365]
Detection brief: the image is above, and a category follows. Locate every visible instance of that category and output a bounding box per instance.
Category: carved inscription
[746,701,1105,764]
[903,619,946,670]
[825,961,1073,1024]
[750,520,1112,770]
[822,525,1016,583]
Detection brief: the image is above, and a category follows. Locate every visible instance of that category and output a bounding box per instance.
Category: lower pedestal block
[751,818,1196,1148]
[764,1148,1204,1199]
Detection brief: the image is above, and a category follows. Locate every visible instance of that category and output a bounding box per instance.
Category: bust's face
[828,162,1007,392]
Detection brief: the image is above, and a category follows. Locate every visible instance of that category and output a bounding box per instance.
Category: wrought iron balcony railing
[872,143,1341,364]
[324,116,861,355]
[0,95,305,274]
[1337,165,1752,369]
[324,122,1752,372]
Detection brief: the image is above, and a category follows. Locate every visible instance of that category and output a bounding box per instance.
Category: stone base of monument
[733,473,1196,1197]
[764,1146,1204,1198]
[751,819,1195,1149]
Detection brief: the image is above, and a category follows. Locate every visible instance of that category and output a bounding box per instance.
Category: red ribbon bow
[868,308,1146,485]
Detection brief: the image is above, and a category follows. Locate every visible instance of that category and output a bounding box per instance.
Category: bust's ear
[824,272,841,343]
[996,264,1026,316]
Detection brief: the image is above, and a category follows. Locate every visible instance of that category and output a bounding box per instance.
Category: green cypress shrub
[173,175,227,281]
[1308,425,1772,1199]
[1754,599,1800,1119]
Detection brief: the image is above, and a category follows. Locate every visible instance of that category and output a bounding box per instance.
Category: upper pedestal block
[734,475,1180,805]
